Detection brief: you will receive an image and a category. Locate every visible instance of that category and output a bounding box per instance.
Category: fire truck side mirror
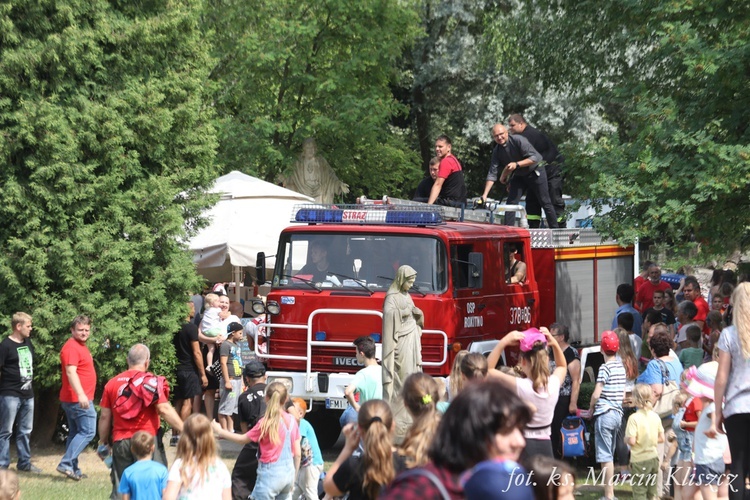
[256,252,267,285]
[468,252,483,289]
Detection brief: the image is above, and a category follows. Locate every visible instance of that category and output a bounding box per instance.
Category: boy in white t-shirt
[340,336,381,427]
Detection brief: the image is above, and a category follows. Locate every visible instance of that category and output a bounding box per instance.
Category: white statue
[382,265,424,439]
[278,138,349,204]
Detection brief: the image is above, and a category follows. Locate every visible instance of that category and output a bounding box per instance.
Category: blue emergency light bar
[292,204,444,226]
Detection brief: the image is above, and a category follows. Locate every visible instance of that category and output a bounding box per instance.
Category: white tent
[188,170,314,283]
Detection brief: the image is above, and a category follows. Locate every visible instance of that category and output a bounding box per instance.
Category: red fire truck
[250,202,633,446]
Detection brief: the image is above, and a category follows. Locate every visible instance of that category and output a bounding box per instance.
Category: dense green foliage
[498,0,750,247]
[0,0,217,385]
[203,0,423,199]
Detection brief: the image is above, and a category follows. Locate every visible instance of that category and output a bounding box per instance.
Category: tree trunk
[31,387,61,446]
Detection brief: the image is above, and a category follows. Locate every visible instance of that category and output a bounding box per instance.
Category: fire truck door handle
[477,304,486,310]
[527,298,535,305]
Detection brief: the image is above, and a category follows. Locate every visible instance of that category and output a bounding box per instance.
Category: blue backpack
[561,416,586,458]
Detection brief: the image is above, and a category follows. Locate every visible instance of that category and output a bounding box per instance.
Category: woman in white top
[715,282,750,500]
[488,326,567,459]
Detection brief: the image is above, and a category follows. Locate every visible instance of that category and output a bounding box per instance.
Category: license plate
[325,398,348,410]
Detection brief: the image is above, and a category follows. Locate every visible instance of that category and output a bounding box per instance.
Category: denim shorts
[693,459,725,486]
[594,409,623,463]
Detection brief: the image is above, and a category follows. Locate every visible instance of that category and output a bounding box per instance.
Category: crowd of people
[1,265,749,500]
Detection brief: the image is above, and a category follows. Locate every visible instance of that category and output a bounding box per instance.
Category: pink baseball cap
[601,330,620,354]
[519,328,547,352]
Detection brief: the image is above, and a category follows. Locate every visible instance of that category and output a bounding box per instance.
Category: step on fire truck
[249,199,634,447]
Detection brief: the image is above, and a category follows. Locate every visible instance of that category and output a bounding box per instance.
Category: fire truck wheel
[306,406,344,450]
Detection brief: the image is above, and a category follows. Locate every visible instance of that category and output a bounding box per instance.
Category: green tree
[204,0,422,199]
[0,0,217,438]
[502,0,750,247]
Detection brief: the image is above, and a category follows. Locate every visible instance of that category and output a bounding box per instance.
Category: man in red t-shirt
[635,264,672,312]
[427,135,467,206]
[683,276,710,335]
[57,315,97,480]
[98,343,183,498]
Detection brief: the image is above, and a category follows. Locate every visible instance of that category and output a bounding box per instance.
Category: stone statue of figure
[277,138,349,204]
[382,265,424,438]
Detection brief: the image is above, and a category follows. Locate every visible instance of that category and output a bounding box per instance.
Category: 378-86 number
[509,306,530,325]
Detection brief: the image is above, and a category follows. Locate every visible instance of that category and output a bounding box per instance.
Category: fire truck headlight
[266,300,281,315]
[268,376,293,393]
[250,299,266,315]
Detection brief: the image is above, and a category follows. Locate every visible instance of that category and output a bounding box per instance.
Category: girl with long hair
[461,352,488,380]
[447,350,469,400]
[399,373,441,469]
[613,327,639,479]
[164,414,231,500]
[715,282,750,500]
[487,327,567,458]
[614,327,639,382]
[705,310,725,361]
[213,381,301,500]
[324,400,397,499]
[664,288,678,316]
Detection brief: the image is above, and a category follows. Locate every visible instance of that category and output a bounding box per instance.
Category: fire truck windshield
[273,233,447,292]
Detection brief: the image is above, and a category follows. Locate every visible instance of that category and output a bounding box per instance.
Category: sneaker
[169,435,179,447]
[18,464,42,474]
[74,471,88,480]
[56,465,80,481]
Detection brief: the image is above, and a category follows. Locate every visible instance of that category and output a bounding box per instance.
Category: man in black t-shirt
[231,359,267,500]
[413,157,439,202]
[171,302,207,445]
[0,312,40,473]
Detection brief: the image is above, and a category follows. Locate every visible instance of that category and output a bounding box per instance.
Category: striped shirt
[594,359,626,416]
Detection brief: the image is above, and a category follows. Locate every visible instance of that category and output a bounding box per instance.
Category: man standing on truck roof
[507,114,565,228]
[481,124,559,228]
[427,135,467,207]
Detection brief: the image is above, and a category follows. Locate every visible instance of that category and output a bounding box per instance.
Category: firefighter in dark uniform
[508,114,565,228]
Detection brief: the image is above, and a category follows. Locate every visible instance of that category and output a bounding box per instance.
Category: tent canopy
[188,171,313,281]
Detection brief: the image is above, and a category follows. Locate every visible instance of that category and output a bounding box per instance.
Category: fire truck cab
[251,203,633,447]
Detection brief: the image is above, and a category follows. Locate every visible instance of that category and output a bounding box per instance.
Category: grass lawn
[15,436,633,499]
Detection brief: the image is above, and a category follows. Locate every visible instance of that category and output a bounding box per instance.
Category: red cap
[601,330,620,354]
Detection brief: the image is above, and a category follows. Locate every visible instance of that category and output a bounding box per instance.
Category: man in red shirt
[682,276,710,334]
[635,264,672,312]
[98,343,183,499]
[427,135,467,207]
[57,315,97,481]
[633,260,653,296]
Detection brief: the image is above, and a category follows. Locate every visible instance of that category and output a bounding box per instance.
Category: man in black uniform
[508,114,565,227]
[231,359,267,500]
[481,124,558,228]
